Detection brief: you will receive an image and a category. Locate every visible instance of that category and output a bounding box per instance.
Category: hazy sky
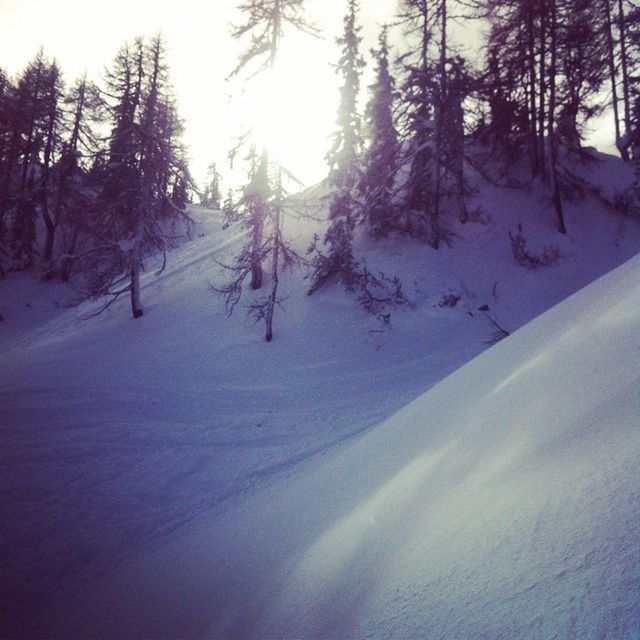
[0,0,399,188]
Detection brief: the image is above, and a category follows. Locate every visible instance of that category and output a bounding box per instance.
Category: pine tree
[395,0,443,245]
[360,26,400,237]
[37,60,64,271]
[0,67,16,259]
[54,76,103,281]
[202,162,222,209]
[309,0,365,292]
[229,0,317,295]
[6,51,64,269]
[85,36,190,318]
[223,0,316,341]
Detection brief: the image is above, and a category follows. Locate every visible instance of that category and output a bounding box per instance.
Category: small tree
[202,162,222,209]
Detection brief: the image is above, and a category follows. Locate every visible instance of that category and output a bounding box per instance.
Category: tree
[37,61,64,272]
[202,162,222,209]
[360,25,400,237]
[309,0,365,292]
[4,51,63,270]
[395,0,444,245]
[84,36,190,318]
[229,0,317,295]
[222,0,316,341]
[54,77,105,281]
[0,67,14,254]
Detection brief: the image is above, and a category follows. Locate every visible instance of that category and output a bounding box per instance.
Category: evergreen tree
[37,60,64,271]
[395,0,443,245]
[360,25,400,237]
[85,36,190,318]
[55,77,103,281]
[5,51,64,269]
[309,0,365,292]
[229,0,317,295]
[202,162,222,209]
[223,0,316,341]
[0,68,14,253]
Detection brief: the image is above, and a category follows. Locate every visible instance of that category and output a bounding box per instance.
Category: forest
[0,0,638,338]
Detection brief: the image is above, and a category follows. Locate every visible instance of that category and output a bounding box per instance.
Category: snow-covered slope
[38,252,640,640]
[1,155,639,637]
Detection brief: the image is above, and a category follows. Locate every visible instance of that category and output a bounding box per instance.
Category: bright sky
[0,0,397,189]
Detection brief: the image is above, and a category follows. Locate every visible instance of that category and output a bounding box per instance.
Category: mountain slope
[37,254,640,640]
[1,152,639,637]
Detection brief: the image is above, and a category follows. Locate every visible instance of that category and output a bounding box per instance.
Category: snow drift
[42,254,640,639]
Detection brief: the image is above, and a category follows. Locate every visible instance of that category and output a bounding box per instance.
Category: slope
[40,253,640,640]
[1,151,639,636]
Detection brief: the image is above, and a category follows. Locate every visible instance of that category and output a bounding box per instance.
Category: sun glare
[236,34,339,186]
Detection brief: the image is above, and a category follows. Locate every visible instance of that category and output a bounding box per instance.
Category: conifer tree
[395,0,444,246]
[37,60,64,271]
[360,26,400,237]
[309,0,365,292]
[0,68,14,254]
[202,162,222,209]
[6,51,64,269]
[222,0,316,341]
[85,36,190,318]
[229,0,317,294]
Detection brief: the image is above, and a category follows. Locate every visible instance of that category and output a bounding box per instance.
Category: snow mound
[42,255,640,639]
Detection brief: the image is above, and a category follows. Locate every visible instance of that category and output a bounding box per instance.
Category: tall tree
[85,36,190,318]
[360,25,400,237]
[310,0,365,291]
[229,0,317,294]
[37,60,64,271]
[6,51,63,269]
[395,0,447,245]
[224,0,316,341]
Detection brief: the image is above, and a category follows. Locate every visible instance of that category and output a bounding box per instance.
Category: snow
[1,159,639,637]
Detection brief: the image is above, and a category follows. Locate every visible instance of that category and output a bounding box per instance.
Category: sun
[239,34,340,187]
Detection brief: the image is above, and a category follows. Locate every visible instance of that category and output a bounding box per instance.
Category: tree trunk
[130,251,143,318]
[41,197,55,268]
[616,0,633,159]
[433,0,448,236]
[250,210,264,290]
[527,1,540,177]
[40,80,58,275]
[549,0,567,235]
[60,226,79,282]
[603,0,626,159]
[265,170,282,343]
[538,0,547,179]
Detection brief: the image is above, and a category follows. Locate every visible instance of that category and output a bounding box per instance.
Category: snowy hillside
[31,244,640,640]
[1,153,639,638]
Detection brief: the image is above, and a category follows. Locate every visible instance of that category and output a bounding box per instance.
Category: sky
[0,0,398,190]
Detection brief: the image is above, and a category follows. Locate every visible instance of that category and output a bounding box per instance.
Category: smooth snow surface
[34,252,640,640]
